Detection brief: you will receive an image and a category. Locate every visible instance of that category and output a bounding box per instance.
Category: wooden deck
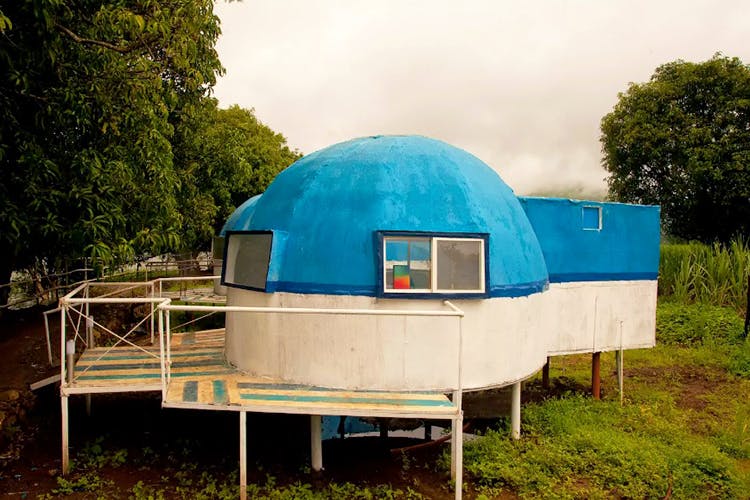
[68,329,231,393]
[68,329,458,419]
[164,376,457,419]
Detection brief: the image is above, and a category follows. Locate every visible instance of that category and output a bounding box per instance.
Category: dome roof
[223,135,548,297]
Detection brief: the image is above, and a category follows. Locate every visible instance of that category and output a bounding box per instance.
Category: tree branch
[55,23,144,54]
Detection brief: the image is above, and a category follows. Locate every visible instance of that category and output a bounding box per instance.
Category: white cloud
[213,0,750,196]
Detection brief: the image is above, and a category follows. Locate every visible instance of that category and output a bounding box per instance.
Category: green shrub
[656,302,745,346]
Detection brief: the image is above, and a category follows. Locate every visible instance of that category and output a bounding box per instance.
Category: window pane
[224,233,272,289]
[436,240,482,291]
[582,206,601,230]
[385,238,431,290]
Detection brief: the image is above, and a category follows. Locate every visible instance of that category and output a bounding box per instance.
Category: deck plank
[69,328,458,419]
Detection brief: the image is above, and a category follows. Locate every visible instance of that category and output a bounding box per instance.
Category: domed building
[220,135,660,393]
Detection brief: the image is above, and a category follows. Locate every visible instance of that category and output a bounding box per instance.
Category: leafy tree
[173,101,300,252]
[601,55,750,242]
[0,1,223,303]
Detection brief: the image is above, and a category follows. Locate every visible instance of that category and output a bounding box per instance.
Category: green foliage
[656,302,745,346]
[656,301,749,377]
[1,1,223,272]
[659,239,750,314]
[51,472,113,495]
[601,55,750,242]
[462,396,742,499]
[0,2,299,304]
[172,101,300,250]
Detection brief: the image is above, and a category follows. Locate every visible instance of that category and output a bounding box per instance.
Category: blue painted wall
[518,197,661,282]
[224,135,549,297]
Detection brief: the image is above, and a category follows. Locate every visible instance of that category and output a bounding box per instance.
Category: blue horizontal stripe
[488,279,548,297]
[76,358,224,371]
[267,279,549,298]
[75,369,234,381]
[236,382,434,395]
[237,382,337,391]
[549,272,658,283]
[80,350,220,361]
[240,393,454,407]
[267,281,378,296]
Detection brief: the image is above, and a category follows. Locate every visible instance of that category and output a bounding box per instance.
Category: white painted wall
[224,280,657,392]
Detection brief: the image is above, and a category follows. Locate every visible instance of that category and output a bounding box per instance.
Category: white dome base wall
[544,281,657,355]
[224,280,657,392]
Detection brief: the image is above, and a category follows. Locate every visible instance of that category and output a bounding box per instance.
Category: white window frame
[581,206,602,231]
[382,235,486,295]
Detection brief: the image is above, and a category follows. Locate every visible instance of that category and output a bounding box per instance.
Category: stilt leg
[452,412,464,500]
[378,418,388,439]
[310,415,322,472]
[592,352,601,400]
[61,394,69,475]
[450,415,457,480]
[542,356,550,389]
[85,394,91,416]
[511,381,521,440]
[239,411,246,500]
[616,349,624,404]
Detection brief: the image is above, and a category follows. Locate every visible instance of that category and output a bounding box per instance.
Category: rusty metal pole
[591,351,601,400]
[542,356,550,389]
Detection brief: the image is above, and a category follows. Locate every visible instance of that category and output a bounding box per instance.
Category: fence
[1,254,214,312]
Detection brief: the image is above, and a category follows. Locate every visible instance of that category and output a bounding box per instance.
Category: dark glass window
[223,233,272,290]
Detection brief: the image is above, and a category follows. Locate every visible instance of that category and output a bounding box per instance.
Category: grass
[461,301,750,499]
[659,238,750,314]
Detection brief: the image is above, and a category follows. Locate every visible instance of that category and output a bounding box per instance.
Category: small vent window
[582,206,602,231]
[223,232,272,290]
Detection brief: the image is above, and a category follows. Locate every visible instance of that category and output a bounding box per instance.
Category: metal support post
[150,283,155,345]
[66,340,75,385]
[239,411,247,500]
[592,351,601,400]
[542,356,550,389]
[511,381,521,440]
[311,415,323,472]
[616,349,624,404]
[378,418,388,439]
[451,411,464,500]
[86,315,94,348]
[61,395,69,475]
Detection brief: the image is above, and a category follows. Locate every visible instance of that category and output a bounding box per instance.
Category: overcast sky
[212,0,750,196]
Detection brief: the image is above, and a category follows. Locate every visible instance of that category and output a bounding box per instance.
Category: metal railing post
[59,304,67,390]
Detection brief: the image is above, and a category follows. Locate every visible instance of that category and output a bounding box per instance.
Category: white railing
[55,276,466,408]
[54,276,222,389]
[155,299,465,406]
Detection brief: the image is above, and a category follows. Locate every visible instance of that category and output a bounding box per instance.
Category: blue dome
[220,194,261,237]
[223,135,548,297]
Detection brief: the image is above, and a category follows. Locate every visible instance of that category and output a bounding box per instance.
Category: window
[223,232,272,290]
[382,234,486,295]
[582,206,602,231]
